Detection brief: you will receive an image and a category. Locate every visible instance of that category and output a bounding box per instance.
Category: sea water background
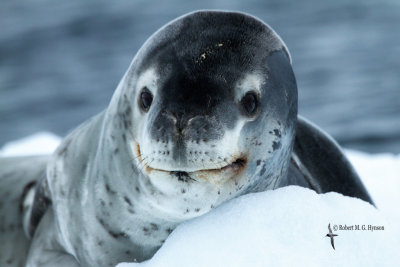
[0,0,399,153]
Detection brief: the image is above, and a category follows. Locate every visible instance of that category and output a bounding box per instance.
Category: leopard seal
[0,10,373,266]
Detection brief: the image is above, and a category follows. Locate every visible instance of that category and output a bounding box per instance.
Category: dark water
[0,0,399,153]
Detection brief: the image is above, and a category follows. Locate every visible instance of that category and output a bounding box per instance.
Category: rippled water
[0,0,399,153]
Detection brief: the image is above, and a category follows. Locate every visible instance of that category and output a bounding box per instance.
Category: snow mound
[1,133,399,266]
[118,186,399,267]
[118,151,400,267]
[0,132,61,157]
[346,150,400,224]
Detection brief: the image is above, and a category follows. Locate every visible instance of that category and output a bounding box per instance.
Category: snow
[1,133,399,267]
[0,132,61,157]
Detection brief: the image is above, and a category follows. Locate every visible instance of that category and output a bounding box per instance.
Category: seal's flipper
[0,156,49,267]
[286,116,374,205]
[22,175,52,239]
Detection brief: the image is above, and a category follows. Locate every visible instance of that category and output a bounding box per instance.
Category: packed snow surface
[1,133,399,267]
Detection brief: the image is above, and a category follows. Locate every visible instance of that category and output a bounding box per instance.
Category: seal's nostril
[171,112,199,134]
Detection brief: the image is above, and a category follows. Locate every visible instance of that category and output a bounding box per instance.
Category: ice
[0,132,61,157]
[1,133,398,266]
[118,187,399,267]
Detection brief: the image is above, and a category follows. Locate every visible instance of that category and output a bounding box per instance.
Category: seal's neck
[88,127,186,256]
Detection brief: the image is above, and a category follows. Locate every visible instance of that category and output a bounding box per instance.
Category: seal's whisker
[124,151,156,165]
[137,157,151,172]
[139,158,155,174]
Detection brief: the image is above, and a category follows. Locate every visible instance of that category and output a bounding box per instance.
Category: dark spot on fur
[260,165,266,176]
[97,240,103,246]
[57,139,72,157]
[81,161,88,172]
[100,199,106,206]
[166,228,173,234]
[256,160,261,166]
[217,190,220,195]
[273,129,281,137]
[122,134,126,142]
[98,215,130,239]
[272,141,281,151]
[150,223,159,231]
[125,106,132,116]
[105,184,117,195]
[181,188,186,194]
[195,208,200,212]
[143,227,150,236]
[97,216,106,227]
[123,196,133,206]
[114,148,119,154]
[128,208,135,214]
[210,205,215,209]
[251,139,262,146]
[125,250,132,255]
[135,186,140,193]
[109,230,130,239]
[57,146,68,156]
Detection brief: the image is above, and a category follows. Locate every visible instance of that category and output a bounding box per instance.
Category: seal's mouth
[167,157,247,181]
[134,143,247,182]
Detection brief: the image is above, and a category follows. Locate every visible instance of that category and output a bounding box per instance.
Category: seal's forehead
[133,10,291,72]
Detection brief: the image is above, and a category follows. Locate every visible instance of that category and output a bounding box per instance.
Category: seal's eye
[240,91,259,116]
[139,87,153,112]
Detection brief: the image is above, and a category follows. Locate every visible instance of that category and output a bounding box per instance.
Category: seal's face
[134,69,252,186]
[109,11,297,218]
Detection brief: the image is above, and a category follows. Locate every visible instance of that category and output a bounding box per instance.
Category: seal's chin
[133,142,247,182]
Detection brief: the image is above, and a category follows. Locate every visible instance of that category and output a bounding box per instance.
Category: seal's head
[106,10,297,219]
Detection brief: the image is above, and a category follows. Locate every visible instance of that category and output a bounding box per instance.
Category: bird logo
[326,223,338,250]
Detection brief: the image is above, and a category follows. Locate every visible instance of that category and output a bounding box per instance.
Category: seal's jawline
[134,142,247,175]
